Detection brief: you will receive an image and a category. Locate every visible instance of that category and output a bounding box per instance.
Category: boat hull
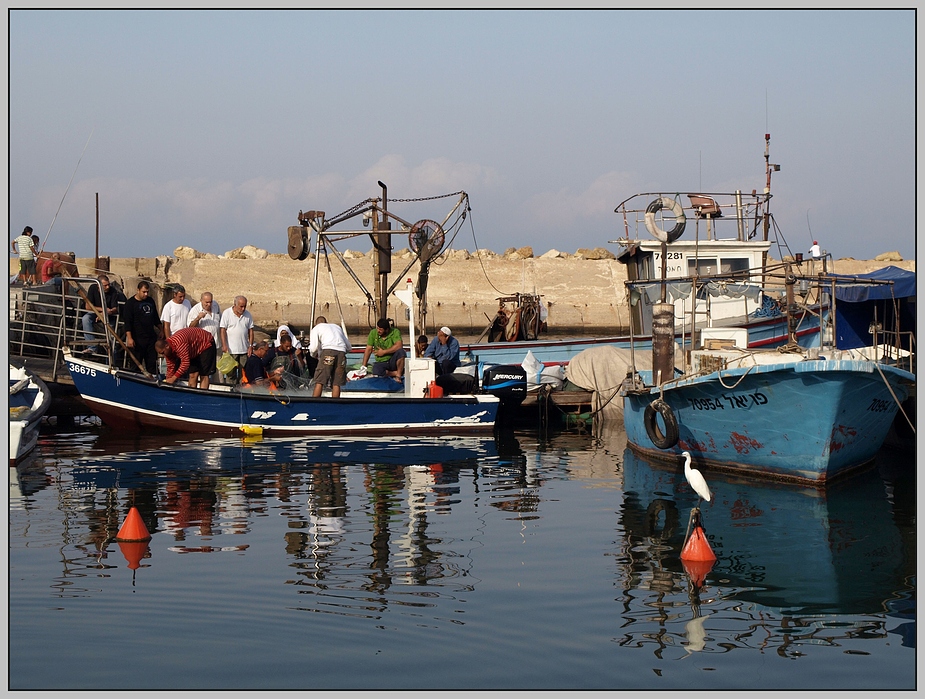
[623,359,913,484]
[66,355,499,436]
[9,363,51,466]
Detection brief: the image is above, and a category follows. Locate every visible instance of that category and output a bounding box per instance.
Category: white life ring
[644,197,687,243]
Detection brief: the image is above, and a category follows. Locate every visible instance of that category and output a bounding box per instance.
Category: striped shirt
[165,327,215,379]
[14,234,35,260]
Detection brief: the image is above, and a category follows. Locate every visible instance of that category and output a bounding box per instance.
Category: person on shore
[415,334,428,357]
[155,326,216,389]
[160,285,192,338]
[308,316,352,397]
[424,326,461,376]
[361,318,406,379]
[81,274,126,356]
[12,226,38,286]
[122,280,161,375]
[219,295,254,381]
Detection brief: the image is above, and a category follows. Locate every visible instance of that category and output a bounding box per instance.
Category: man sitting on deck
[424,326,461,376]
[362,318,406,379]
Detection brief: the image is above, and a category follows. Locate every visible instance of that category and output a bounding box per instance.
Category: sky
[8,9,917,262]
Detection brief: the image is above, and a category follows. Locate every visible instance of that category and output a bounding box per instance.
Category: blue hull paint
[624,359,913,484]
[66,356,499,435]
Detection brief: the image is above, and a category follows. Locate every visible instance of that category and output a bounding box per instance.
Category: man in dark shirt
[81,274,126,355]
[122,280,161,375]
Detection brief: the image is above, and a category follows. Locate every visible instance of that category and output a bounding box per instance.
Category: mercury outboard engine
[481,365,527,408]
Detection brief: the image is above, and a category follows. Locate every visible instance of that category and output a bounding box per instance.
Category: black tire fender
[644,398,679,449]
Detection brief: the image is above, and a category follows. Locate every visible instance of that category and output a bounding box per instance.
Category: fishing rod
[40,128,93,255]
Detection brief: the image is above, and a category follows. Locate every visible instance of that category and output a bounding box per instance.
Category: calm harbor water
[9,419,916,690]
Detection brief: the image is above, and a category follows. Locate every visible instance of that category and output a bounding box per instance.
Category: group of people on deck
[65,272,462,396]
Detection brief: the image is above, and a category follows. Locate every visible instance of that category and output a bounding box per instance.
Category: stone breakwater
[11,247,914,343]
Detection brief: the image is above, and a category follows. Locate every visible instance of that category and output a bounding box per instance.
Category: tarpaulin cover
[833,266,916,350]
[833,266,916,302]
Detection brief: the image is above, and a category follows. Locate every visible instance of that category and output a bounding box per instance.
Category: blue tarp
[833,265,916,302]
[341,376,405,393]
[834,266,916,350]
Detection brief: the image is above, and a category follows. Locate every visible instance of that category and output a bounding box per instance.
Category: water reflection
[10,423,915,686]
[615,441,916,657]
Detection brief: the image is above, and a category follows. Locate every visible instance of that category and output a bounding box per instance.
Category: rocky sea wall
[11,246,914,343]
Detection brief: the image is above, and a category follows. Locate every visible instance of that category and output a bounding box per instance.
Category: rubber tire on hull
[644,398,679,449]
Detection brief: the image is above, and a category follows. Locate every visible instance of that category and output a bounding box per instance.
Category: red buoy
[115,506,151,542]
[680,522,716,562]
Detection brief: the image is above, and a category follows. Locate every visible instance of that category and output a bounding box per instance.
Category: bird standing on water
[681,451,712,504]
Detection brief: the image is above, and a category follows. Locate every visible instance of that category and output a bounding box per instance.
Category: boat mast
[761,133,780,289]
[373,180,392,320]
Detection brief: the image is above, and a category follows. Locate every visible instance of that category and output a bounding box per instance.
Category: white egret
[681,451,712,504]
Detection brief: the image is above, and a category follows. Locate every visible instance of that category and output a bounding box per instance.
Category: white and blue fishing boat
[622,351,914,484]
[9,362,51,466]
[64,281,524,436]
[617,141,915,485]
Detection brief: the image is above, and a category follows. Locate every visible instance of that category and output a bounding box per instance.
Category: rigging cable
[41,129,93,255]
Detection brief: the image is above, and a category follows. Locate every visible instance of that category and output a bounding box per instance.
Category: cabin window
[688,258,718,276]
[688,257,750,277]
[720,257,750,275]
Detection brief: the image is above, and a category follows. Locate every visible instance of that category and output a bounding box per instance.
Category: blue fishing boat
[617,139,915,484]
[622,355,913,484]
[64,348,510,436]
[64,282,524,436]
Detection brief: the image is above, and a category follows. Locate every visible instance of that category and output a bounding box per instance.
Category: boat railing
[8,277,123,380]
[613,190,771,244]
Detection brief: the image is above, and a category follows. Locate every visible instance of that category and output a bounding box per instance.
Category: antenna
[765,88,769,132]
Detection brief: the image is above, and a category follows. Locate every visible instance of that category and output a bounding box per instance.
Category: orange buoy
[115,506,151,542]
[680,522,716,562]
[118,541,149,570]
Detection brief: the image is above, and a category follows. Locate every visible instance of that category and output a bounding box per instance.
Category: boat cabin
[616,238,771,336]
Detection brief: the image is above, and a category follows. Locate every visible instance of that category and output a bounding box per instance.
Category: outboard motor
[482,364,527,407]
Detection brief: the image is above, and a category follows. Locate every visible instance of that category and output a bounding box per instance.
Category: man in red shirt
[154,327,217,389]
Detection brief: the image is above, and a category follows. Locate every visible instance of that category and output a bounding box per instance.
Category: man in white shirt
[188,291,222,343]
[160,285,192,338]
[219,295,255,380]
[308,316,352,398]
[188,291,222,382]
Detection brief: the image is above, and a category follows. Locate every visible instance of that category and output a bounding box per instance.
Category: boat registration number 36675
[68,362,97,376]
